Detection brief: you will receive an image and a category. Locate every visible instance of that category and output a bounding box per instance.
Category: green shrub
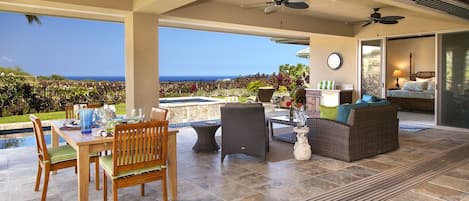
[246,80,265,93]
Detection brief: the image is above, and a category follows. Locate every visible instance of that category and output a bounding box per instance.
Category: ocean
[65,75,239,82]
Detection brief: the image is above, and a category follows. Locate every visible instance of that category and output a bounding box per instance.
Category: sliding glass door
[360,39,384,98]
[438,31,469,129]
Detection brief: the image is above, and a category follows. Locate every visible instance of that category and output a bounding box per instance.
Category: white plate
[65,123,80,128]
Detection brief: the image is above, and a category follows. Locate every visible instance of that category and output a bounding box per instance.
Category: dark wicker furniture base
[191,122,220,152]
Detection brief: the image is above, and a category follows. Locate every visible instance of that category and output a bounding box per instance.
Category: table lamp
[393,69,403,89]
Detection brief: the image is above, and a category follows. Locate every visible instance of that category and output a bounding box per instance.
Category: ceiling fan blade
[361,21,372,27]
[379,20,398,24]
[381,16,405,21]
[240,2,273,8]
[264,5,280,14]
[284,2,309,9]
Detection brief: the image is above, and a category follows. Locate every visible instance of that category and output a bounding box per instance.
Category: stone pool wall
[161,97,225,127]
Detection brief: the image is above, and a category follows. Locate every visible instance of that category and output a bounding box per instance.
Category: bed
[387,71,435,112]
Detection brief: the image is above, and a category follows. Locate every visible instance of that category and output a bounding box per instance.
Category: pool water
[0,133,65,149]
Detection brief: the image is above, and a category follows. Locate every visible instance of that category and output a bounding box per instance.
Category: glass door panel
[438,31,469,129]
[361,40,384,97]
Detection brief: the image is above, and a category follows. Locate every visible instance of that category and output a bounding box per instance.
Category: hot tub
[159,97,225,126]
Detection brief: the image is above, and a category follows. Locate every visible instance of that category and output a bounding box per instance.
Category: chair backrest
[257,87,275,102]
[86,103,102,109]
[150,107,168,121]
[112,121,169,177]
[64,104,76,120]
[220,103,267,160]
[30,115,49,162]
[348,104,398,127]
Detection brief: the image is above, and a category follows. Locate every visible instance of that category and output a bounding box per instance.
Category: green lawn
[0,103,126,124]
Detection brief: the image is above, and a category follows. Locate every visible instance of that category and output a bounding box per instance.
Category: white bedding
[387,89,435,99]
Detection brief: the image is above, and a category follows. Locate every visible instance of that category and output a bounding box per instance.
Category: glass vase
[294,106,307,128]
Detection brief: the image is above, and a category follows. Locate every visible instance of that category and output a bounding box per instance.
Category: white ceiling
[212,0,392,23]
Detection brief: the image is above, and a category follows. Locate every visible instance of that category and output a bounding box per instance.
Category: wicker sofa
[306,104,399,162]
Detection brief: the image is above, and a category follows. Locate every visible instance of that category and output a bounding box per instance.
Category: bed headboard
[410,71,435,81]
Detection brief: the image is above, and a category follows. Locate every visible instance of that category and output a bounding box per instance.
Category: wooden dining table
[50,120,178,201]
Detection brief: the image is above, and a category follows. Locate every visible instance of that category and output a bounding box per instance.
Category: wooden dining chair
[30,115,100,201]
[150,107,168,121]
[64,104,76,120]
[86,103,102,109]
[101,121,169,201]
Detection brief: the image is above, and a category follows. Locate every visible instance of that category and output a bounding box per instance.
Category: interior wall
[386,36,435,89]
[309,34,358,101]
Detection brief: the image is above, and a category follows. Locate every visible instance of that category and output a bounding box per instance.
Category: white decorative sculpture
[293,127,311,160]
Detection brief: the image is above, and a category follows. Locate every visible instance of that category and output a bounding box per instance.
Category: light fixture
[393,69,403,89]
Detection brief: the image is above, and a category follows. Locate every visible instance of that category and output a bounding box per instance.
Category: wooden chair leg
[162,171,168,201]
[140,184,145,196]
[95,158,100,191]
[35,163,42,192]
[103,172,107,201]
[112,182,118,201]
[75,166,77,174]
[41,166,50,201]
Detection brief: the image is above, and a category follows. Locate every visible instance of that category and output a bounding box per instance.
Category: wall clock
[327,52,342,70]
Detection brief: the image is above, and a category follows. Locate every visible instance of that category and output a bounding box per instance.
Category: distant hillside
[0,66,30,76]
[0,66,65,80]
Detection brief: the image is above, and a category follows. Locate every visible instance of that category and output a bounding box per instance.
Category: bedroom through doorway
[385,34,436,127]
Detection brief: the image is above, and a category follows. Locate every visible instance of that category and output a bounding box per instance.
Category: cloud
[0,56,13,63]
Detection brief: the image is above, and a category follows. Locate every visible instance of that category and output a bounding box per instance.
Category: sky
[0,11,308,77]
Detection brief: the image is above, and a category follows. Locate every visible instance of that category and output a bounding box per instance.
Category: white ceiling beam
[159,15,312,39]
[133,0,196,14]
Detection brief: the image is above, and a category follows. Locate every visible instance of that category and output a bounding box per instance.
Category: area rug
[399,123,429,132]
[274,133,297,144]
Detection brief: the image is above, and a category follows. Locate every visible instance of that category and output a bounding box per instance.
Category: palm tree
[25,14,41,24]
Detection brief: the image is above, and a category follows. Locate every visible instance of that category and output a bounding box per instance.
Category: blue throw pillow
[355,99,365,104]
[336,103,369,123]
[362,94,378,103]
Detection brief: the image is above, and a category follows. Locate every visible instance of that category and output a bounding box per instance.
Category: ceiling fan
[361,8,405,27]
[241,0,309,14]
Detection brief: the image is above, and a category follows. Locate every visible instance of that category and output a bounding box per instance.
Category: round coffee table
[191,121,221,152]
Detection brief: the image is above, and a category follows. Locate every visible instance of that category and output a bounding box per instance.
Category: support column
[124,12,159,118]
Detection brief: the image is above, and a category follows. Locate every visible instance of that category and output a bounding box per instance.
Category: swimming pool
[0,132,65,149]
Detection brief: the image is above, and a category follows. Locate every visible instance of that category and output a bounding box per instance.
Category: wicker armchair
[220,103,268,162]
[307,104,399,162]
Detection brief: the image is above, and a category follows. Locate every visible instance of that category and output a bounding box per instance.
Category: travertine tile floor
[0,126,468,201]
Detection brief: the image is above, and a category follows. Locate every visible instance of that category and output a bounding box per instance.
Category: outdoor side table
[191,121,221,152]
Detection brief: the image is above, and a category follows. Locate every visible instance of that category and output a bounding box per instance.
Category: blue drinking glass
[80,109,94,134]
